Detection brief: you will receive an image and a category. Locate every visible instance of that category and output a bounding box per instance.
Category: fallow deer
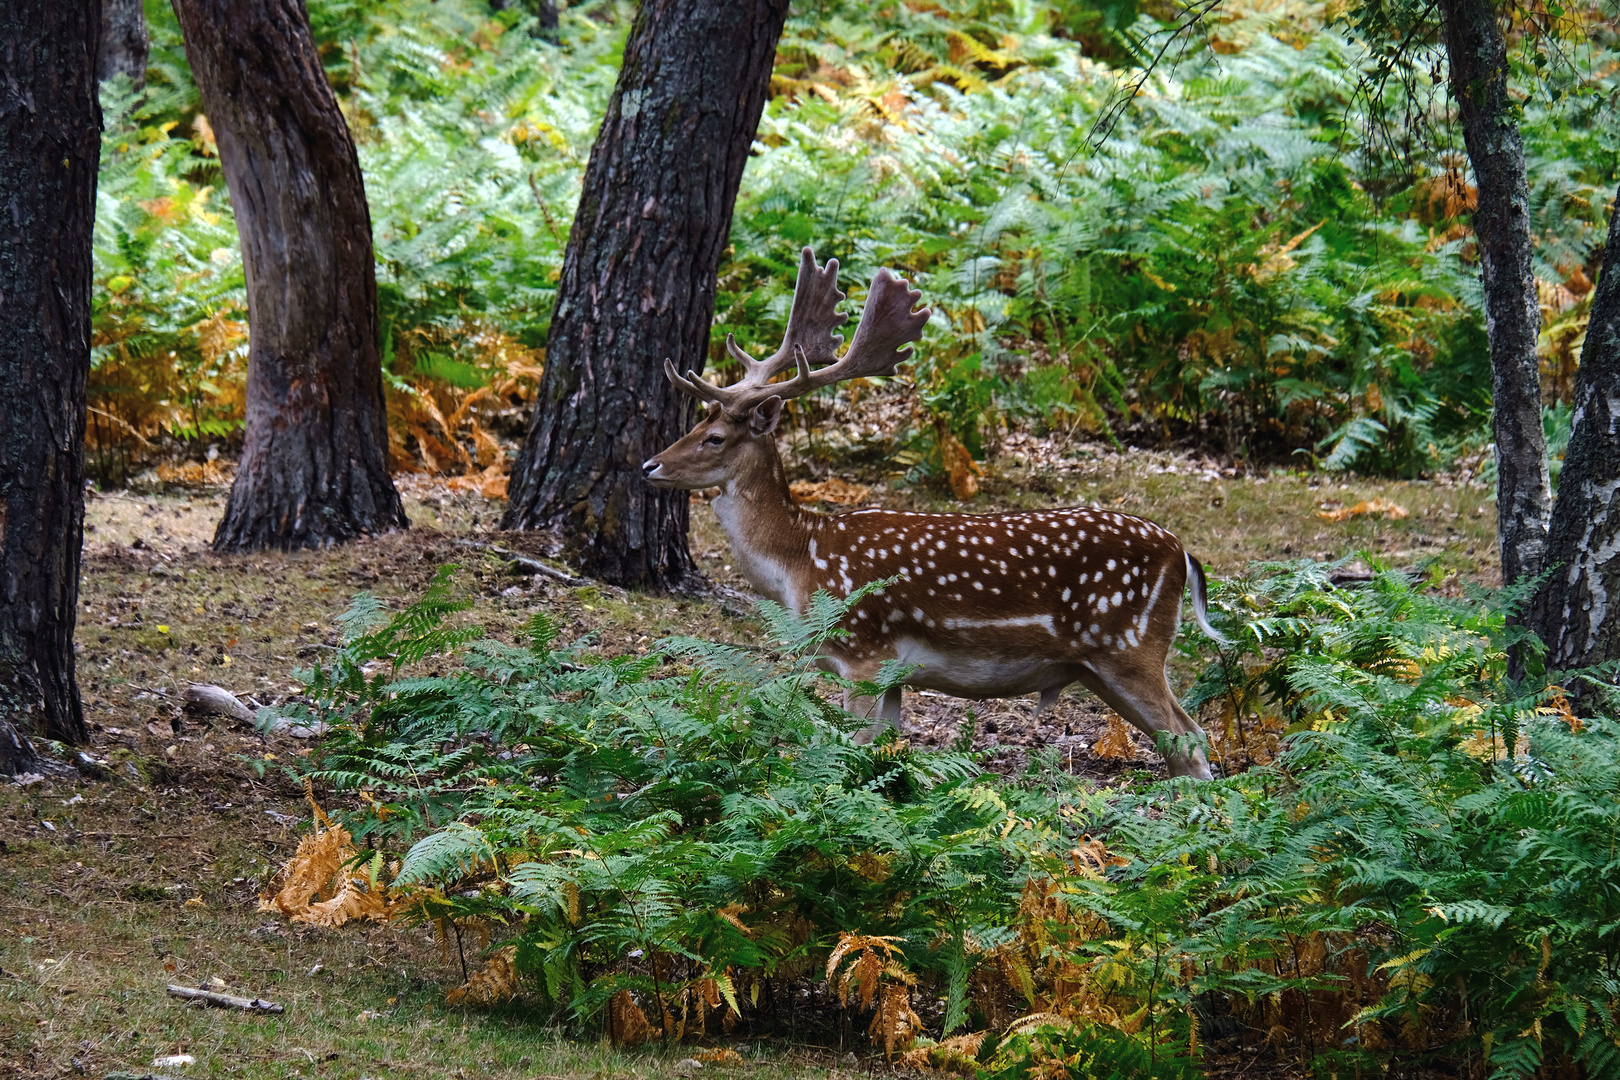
[643,248,1224,779]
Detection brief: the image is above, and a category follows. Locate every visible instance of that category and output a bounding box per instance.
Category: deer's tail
[1185,552,1230,646]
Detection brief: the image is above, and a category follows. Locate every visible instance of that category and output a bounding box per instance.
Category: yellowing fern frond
[870,981,923,1058]
[607,988,654,1046]
[1092,714,1138,760]
[446,946,518,1005]
[897,1031,987,1073]
[258,796,395,927]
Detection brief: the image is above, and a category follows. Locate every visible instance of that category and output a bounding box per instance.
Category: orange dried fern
[258,789,394,927]
[447,946,519,1005]
[828,932,921,1057]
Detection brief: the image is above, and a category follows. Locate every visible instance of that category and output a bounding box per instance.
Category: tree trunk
[501,0,790,588]
[0,1,101,774]
[98,0,148,91]
[172,0,408,552]
[1436,0,1551,606]
[1530,186,1620,695]
[489,0,559,37]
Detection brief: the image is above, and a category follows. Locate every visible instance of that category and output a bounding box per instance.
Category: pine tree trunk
[501,0,790,588]
[173,0,408,552]
[1530,186,1620,696]
[1437,0,1551,604]
[98,0,148,91]
[0,1,101,774]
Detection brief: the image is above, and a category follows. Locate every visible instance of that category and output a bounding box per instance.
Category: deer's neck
[710,441,812,610]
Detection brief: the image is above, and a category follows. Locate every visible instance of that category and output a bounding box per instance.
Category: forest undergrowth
[89,0,1617,493]
[244,533,1620,1080]
[3,453,1532,1080]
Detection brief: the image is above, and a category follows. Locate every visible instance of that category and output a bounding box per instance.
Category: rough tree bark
[501,0,791,588]
[1436,0,1551,606]
[1530,186,1620,694]
[172,0,408,552]
[98,0,148,91]
[0,2,101,774]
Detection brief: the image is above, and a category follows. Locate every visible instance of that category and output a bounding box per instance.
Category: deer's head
[642,248,930,493]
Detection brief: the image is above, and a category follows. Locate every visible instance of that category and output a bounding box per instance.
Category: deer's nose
[641,458,661,479]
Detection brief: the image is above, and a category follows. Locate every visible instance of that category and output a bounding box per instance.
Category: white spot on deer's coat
[1139,561,1170,633]
[1062,587,1071,601]
[1097,595,1110,613]
[943,614,1057,634]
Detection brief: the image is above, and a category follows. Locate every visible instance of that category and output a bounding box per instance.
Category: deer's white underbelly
[891,636,1081,699]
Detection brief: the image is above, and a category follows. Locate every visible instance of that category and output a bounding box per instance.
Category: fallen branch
[503,550,586,585]
[166,984,285,1014]
[182,683,255,724]
[453,539,585,585]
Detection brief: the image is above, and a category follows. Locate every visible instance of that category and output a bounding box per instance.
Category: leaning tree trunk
[172,0,407,552]
[1530,185,1620,697]
[0,1,101,774]
[502,0,791,588]
[1437,0,1551,615]
[98,0,148,91]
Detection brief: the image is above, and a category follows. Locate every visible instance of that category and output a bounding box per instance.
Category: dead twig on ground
[166,983,285,1013]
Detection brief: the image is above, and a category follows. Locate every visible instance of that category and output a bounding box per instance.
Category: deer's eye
[704,433,725,447]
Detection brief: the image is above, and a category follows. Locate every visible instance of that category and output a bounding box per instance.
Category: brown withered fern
[828,932,922,1058]
[257,789,394,928]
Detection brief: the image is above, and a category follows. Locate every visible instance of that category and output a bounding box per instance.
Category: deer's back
[805,505,1189,691]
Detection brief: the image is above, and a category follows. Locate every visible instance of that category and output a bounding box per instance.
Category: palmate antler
[665,247,931,415]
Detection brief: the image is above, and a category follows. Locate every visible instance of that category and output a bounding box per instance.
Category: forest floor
[1,439,1498,1080]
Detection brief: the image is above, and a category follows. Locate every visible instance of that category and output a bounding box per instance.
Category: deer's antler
[665,247,929,414]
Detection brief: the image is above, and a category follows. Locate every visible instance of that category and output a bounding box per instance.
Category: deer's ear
[749,395,785,435]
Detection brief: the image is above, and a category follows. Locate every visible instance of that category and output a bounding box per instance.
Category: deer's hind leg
[1075,660,1213,780]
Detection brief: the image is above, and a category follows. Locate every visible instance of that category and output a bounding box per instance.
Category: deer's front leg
[849,684,903,744]
[829,654,904,744]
